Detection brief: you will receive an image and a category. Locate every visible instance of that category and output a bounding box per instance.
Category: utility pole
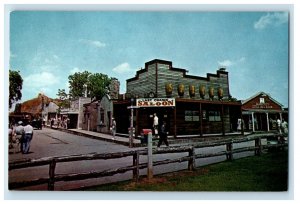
[127,98,139,148]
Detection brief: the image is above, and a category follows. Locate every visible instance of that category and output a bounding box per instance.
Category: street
[9,128,258,190]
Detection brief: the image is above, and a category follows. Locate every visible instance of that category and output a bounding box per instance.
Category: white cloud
[254,12,288,30]
[79,39,106,48]
[23,72,61,99]
[218,57,246,67]
[218,60,233,67]
[112,62,134,74]
[24,72,60,89]
[70,67,85,74]
[53,55,59,60]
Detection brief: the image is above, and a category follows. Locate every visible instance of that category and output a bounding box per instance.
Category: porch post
[279,112,283,122]
[266,112,270,132]
[136,108,139,136]
[251,112,255,132]
[199,103,203,136]
[174,106,177,138]
[221,103,225,136]
[240,106,244,135]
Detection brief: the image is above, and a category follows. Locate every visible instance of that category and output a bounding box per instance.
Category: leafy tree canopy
[68,71,112,101]
[88,73,111,101]
[56,89,70,109]
[9,70,23,109]
[68,71,91,99]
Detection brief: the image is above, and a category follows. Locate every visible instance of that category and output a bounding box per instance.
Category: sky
[9,11,289,107]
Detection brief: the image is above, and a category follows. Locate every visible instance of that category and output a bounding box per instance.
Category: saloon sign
[137,98,175,107]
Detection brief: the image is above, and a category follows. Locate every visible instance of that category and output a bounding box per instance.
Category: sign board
[136,98,175,108]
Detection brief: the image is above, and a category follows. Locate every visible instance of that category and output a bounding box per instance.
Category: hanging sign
[137,98,175,107]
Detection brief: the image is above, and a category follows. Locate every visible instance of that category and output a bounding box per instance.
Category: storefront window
[208,110,221,121]
[185,110,199,121]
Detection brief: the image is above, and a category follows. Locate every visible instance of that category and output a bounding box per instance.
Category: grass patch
[80,150,288,191]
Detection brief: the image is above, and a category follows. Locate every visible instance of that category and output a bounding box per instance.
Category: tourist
[22,121,34,154]
[157,121,169,147]
[153,113,159,138]
[111,118,116,140]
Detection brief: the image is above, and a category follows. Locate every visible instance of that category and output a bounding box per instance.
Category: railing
[9,134,287,190]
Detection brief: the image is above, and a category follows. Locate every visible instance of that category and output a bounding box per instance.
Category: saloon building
[111,59,242,137]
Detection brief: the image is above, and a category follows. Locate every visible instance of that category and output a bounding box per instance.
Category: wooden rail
[9,134,287,190]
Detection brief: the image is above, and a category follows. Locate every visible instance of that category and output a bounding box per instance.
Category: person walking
[281,119,288,134]
[277,118,282,134]
[8,123,16,149]
[15,121,24,152]
[22,121,34,154]
[111,118,116,140]
[153,113,159,138]
[157,121,169,147]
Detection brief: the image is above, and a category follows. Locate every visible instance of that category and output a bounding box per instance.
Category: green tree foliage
[68,71,91,99]
[88,73,111,101]
[68,71,112,101]
[56,89,70,109]
[9,70,23,109]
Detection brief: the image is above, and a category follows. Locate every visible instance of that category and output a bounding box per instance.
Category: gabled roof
[242,91,283,107]
[19,93,58,116]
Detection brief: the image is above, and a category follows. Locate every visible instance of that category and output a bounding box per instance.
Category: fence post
[255,137,262,156]
[147,131,153,180]
[132,151,140,182]
[48,159,56,190]
[226,140,233,161]
[188,146,195,171]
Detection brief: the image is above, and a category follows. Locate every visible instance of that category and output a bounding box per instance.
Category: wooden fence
[9,134,287,190]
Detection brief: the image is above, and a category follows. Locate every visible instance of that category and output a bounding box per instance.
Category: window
[185,111,199,122]
[208,110,221,122]
[260,97,265,104]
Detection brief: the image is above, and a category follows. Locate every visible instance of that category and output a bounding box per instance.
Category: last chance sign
[136,98,175,107]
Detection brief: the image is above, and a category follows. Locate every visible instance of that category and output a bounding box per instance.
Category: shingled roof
[20,93,59,116]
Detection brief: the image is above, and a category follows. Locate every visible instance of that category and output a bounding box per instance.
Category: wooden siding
[127,60,230,100]
[126,64,156,98]
[242,93,282,111]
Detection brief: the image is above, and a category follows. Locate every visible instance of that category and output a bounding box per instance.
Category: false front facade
[113,59,242,137]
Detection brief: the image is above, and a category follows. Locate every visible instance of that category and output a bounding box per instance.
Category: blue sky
[9,11,289,107]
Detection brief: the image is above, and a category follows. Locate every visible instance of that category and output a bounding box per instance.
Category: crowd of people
[49,117,69,129]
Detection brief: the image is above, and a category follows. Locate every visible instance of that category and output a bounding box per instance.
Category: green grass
[81,150,288,191]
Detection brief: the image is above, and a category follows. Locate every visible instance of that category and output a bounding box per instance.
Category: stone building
[81,78,119,133]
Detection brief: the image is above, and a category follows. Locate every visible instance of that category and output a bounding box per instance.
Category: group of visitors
[8,120,34,154]
[276,118,288,134]
[50,117,69,129]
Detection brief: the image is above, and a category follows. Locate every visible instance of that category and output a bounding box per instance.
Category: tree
[68,71,91,99]
[87,73,111,101]
[9,70,23,109]
[56,89,70,110]
[68,71,111,101]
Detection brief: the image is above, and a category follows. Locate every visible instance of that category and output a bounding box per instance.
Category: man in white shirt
[153,113,159,137]
[277,118,282,134]
[22,121,34,154]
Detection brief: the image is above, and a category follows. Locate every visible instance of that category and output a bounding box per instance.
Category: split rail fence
[9,134,287,190]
